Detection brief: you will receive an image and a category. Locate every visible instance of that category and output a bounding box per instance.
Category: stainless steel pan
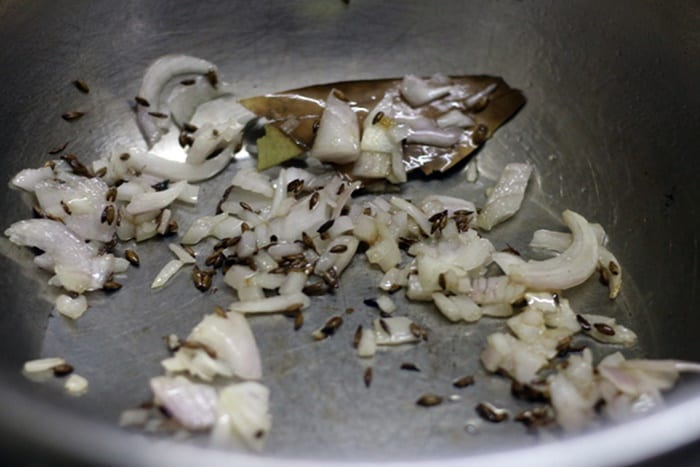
[0,1,698,465]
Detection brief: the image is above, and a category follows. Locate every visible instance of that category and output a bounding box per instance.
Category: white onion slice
[126,181,186,215]
[136,54,217,147]
[400,75,452,106]
[23,357,66,374]
[126,150,231,182]
[11,167,53,191]
[507,210,599,291]
[229,293,310,314]
[373,317,421,345]
[477,163,532,231]
[151,259,184,288]
[357,328,377,358]
[169,76,235,128]
[168,243,196,264]
[64,374,89,395]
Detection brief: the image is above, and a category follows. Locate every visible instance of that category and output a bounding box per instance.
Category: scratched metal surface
[0,1,699,466]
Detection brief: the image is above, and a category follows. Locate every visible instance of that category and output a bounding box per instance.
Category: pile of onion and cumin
[8,55,700,452]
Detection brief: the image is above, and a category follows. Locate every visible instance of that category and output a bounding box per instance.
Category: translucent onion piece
[169,76,235,128]
[126,181,186,215]
[126,150,232,182]
[151,259,184,288]
[373,317,420,345]
[507,210,599,291]
[310,90,360,164]
[357,328,377,358]
[150,376,218,430]
[477,163,532,231]
[23,357,66,374]
[136,54,217,147]
[188,312,262,380]
[211,382,271,452]
[64,374,89,396]
[55,294,88,320]
[229,293,310,314]
[400,74,452,106]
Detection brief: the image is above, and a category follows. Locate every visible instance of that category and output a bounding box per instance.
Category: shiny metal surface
[0,0,699,465]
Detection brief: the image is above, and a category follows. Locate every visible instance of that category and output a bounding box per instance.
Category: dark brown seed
[254,429,265,439]
[372,111,385,125]
[180,78,196,86]
[293,311,304,331]
[409,322,429,341]
[241,222,251,232]
[514,407,554,428]
[378,319,390,334]
[511,381,549,402]
[438,273,446,290]
[302,281,328,296]
[475,402,508,422]
[345,307,355,314]
[205,250,225,269]
[416,394,443,407]
[321,316,343,336]
[309,192,320,210]
[181,340,217,359]
[103,280,122,292]
[239,201,253,212]
[363,367,373,387]
[453,375,475,388]
[400,363,420,372]
[594,322,616,336]
[119,152,131,161]
[48,142,69,155]
[151,179,170,191]
[101,205,115,225]
[43,160,57,169]
[180,244,196,258]
[94,167,107,178]
[134,96,150,107]
[182,122,198,133]
[336,183,346,195]
[352,325,363,348]
[363,207,372,216]
[329,244,348,254]
[429,210,448,234]
[178,131,194,148]
[62,111,85,121]
[609,261,620,276]
[165,220,179,235]
[52,363,74,377]
[148,111,168,119]
[206,69,218,88]
[364,298,379,308]
[214,305,227,318]
[317,219,334,234]
[576,314,592,331]
[287,179,304,194]
[301,231,315,250]
[60,154,93,177]
[60,200,72,215]
[124,249,140,267]
[72,79,89,93]
[192,266,215,292]
[471,124,489,145]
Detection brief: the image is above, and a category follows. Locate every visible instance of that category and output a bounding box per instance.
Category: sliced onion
[229,293,310,314]
[357,328,377,358]
[126,150,232,182]
[477,163,532,231]
[168,243,196,264]
[580,313,637,346]
[436,110,474,129]
[151,259,184,288]
[169,76,235,128]
[507,210,599,291]
[126,181,186,215]
[136,54,217,147]
[11,167,53,191]
[23,357,66,374]
[55,294,88,320]
[400,74,452,107]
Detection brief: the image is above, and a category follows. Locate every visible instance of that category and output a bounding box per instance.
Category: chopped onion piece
[376,295,397,314]
[229,293,310,314]
[152,259,184,288]
[188,312,262,380]
[310,90,360,164]
[580,313,637,346]
[150,376,218,430]
[169,76,235,128]
[211,382,271,452]
[126,150,231,182]
[436,110,474,129]
[55,294,88,320]
[400,74,452,106]
[64,373,88,396]
[23,357,66,374]
[373,317,421,345]
[126,181,186,215]
[136,54,217,147]
[478,163,532,231]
